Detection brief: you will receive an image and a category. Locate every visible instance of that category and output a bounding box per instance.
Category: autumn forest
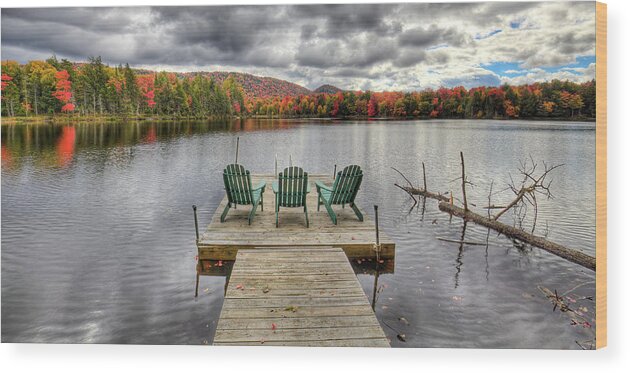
[1,56,596,121]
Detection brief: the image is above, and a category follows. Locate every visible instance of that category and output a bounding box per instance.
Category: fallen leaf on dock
[271,323,277,331]
[236,284,243,290]
[262,286,270,293]
[284,305,298,312]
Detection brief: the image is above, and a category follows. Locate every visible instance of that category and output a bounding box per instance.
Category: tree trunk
[33,85,38,115]
[438,201,595,271]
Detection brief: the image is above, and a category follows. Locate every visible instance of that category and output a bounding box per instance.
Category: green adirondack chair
[221,164,265,225]
[316,165,364,225]
[272,166,310,228]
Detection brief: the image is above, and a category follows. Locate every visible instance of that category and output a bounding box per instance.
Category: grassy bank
[0,114,229,125]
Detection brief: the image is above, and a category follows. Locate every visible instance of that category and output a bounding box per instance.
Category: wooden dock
[213,247,390,347]
[197,174,395,261]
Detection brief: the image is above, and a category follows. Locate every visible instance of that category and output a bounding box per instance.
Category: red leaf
[236,284,243,290]
[271,323,277,331]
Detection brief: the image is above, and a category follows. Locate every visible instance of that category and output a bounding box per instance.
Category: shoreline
[1,114,596,126]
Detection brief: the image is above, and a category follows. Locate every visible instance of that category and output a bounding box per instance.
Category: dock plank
[213,247,389,347]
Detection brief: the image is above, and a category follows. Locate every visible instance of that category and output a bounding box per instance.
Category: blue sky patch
[482,55,595,78]
[481,61,525,77]
[474,29,502,40]
[443,74,501,89]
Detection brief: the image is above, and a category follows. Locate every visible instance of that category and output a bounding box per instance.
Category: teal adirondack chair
[221,164,265,225]
[316,165,364,225]
[272,166,310,228]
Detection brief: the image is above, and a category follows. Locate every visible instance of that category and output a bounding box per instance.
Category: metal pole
[374,205,380,262]
[275,154,278,175]
[193,205,199,242]
[372,204,381,310]
[374,205,380,246]
[235,137,239,164]
[333,164,337,179]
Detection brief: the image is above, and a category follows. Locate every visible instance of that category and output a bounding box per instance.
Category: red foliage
[1,73,13,90]
[52,70,74,112]
[61,103,75,113]
[137,75,156,108]
[367,95,378,117]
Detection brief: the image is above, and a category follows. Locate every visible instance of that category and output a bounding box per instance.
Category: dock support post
[193,204,200,297]
[374,205,380,261]
[193,205,199,242]
[372,204,381,310]
[333,164,337,178]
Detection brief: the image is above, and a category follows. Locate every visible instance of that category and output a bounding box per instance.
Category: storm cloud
[1,2,596,90]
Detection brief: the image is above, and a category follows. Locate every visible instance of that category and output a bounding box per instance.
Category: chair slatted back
[223,164,254,205]
[278,166,308,208]
[330,165,363,205]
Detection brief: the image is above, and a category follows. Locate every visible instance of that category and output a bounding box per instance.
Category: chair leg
[220,202,231,222]
[304,204,309,228]
[323,202,337,225]
[248,203,257,225]
[351,203,364,221]
[260,193,264,211]
[317,194,321,211]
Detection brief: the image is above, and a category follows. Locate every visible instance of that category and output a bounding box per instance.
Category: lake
[1,118,596,348]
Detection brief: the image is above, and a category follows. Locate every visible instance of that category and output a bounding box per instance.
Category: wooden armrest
[315,181,332,192]
[252,181,266,192]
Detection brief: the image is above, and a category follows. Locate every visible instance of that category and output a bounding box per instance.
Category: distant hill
[203,72,312,100]
[313,84,343,94]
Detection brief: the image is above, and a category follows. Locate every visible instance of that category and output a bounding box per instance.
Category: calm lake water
[1,119,596,348]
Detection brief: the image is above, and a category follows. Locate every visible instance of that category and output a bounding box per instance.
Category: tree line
[1,56,243,118]
[1,56,595,120]
[249,81,595,120]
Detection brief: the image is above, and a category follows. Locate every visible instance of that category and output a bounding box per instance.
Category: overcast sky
[1,2,596,91]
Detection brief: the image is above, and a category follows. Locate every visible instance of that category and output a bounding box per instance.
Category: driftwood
[397,184,449,202]
[438,202,595,271]
[393,156,595,271]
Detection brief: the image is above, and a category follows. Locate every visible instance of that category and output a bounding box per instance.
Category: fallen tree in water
[438,202,595,270]
[394,154,596,271]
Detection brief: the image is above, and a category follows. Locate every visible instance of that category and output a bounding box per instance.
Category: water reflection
[1,119,307,170]
[56,126,76,167]
[2,119,596,348]
[196,259,234,297]
[454,221,467,289]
